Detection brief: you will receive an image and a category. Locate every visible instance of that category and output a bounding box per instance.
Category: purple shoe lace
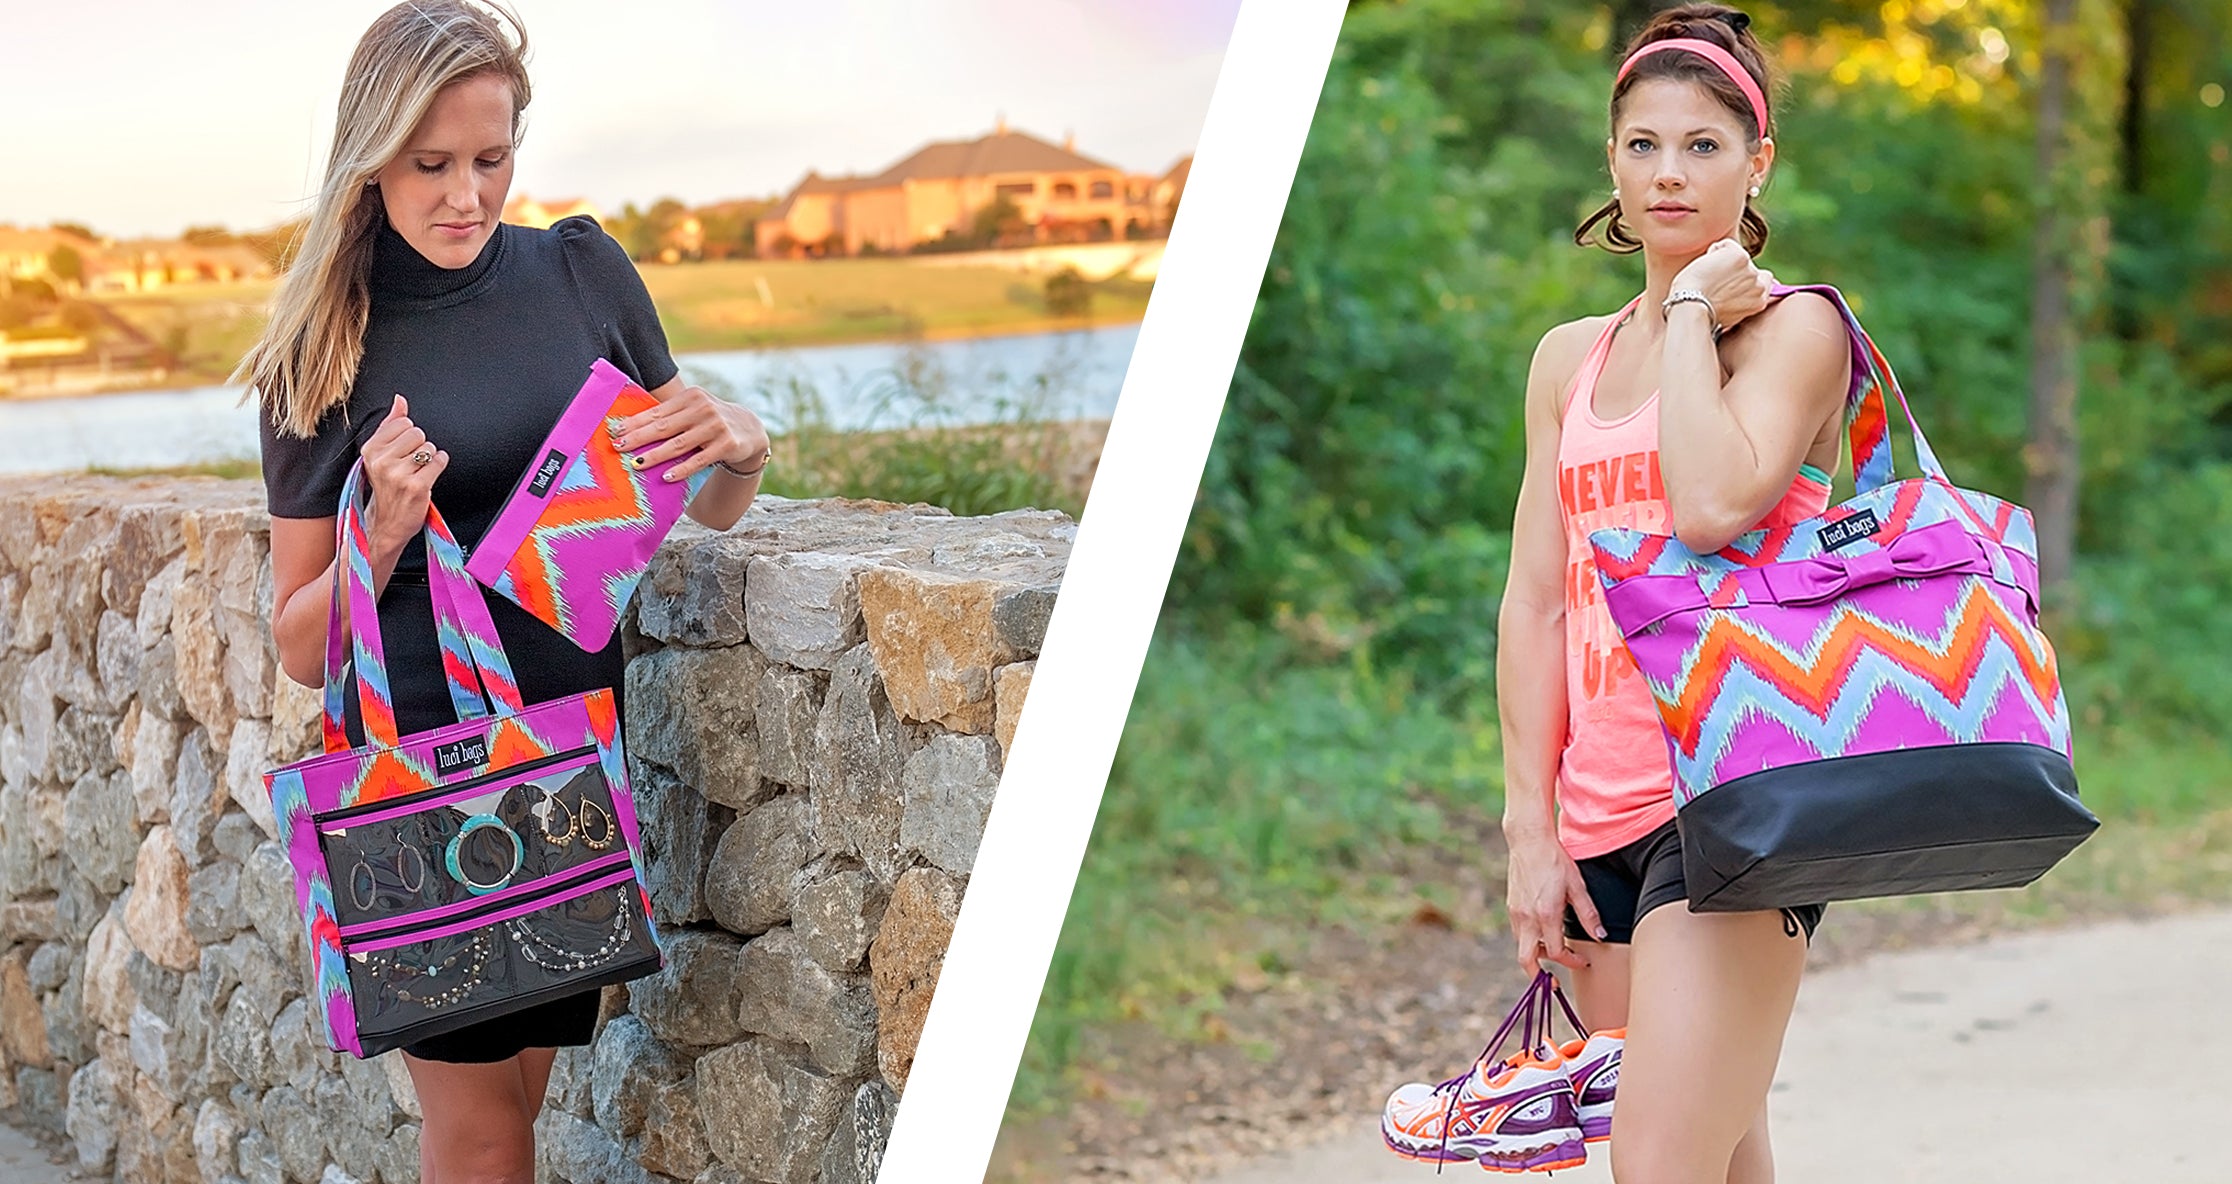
[1426,973,1560,1171]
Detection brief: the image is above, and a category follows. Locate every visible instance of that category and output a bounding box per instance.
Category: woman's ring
[411,448,434,468]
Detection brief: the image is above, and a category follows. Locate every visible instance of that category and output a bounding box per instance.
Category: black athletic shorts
[401,987,601,1064]
[1561,819,1823,945]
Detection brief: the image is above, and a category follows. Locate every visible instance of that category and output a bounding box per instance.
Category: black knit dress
[259,214,678,1062]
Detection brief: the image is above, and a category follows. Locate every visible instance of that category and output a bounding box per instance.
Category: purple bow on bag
[1759,522,1990,606]
[1604,521,2010,635]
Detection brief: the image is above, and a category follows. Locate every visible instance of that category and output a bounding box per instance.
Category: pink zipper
[345,860,640,954]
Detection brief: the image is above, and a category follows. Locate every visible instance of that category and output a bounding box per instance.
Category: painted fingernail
[662,472,678,483]
[629,454,647,470]
[1596,927,1608,939]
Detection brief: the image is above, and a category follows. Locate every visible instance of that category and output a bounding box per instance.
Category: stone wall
[0,476,1066,1184]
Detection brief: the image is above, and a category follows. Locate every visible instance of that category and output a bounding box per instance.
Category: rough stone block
[64,1054,123,1173]
[991,584,1059,653]
[97,609,142,710]
[193,1098,246,1184]
[130,710,180,827]
[241,841,300,971]
[0,948,51,1069]
[794,867,886,973]
[627,929,747,1051]
[819,1080,899,1184]
[186,861,243,946]
[869,866,964,1092]
[704,794,813,937]
[994,659,1035,760]
[225,720,277,840]
[62,770,136,895]
[898,734,1002,875]
[858,567,1024,733]
[627,759,731,926]
[754,666,824,789]
[624,645,770,810]
[745,551,879,670]
[694,1040,847,1184]
[734,927,877,1077]
[808,644,914,882]
[589,1013,691,1138]
[124,825,202,971]
[639,535,752,647]
[171,575,236,746]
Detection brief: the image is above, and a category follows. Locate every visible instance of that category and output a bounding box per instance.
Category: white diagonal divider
[873,0,1349,1179]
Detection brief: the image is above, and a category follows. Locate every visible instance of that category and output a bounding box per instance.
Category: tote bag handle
[1766,283,1954,497]
[320,461,525,753]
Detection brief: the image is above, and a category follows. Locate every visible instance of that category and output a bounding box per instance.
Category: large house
[0,225,272,294]
[502,194,604,229]
[756,123,1180,258]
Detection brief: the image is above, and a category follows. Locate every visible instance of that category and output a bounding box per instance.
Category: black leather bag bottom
[1679,742,2099,912]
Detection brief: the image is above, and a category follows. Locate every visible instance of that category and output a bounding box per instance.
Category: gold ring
[411,448,434,468]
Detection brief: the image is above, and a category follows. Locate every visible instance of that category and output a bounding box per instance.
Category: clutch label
[527,449,568,498]
[1817,508,1882,552]
[433,735,489,776]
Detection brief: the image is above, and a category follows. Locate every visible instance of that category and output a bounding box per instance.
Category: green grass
[639,257,1153,351]
[1012,626,1504,1108]
[83,459,263,481]
[93,281,273,382]
[1007,625,2232,1114]
[90,257,1153,385]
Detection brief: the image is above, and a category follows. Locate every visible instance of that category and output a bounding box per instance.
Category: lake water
[0,323,1140,476]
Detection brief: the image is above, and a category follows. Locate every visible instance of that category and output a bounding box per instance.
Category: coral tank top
[1554,298,1832,859]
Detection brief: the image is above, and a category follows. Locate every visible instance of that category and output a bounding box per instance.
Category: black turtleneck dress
[259,215,678,1063]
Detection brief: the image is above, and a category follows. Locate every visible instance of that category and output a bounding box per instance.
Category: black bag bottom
[355,950,660,1059]
[1679,741,2098,912]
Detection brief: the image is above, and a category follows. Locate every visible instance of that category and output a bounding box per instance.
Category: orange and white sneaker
[1553,1029,1623,1144]
[1381,1046,1588,1173]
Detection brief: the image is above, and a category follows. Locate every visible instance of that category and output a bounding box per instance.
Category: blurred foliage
[1010,0,2232,1123]
[1172,0,2232,721]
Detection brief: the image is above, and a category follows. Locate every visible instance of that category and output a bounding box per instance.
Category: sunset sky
[1,0,1241,239]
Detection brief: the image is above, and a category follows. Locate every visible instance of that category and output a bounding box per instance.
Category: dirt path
[0,1119,74,1183]
[1205,907,2232,1184]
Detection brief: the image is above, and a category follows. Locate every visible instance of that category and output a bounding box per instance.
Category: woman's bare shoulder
[1529,313,1615,420]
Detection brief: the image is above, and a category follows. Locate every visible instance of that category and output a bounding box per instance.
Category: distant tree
[1043,266,1091,318]
[970,196,1028,248]
[182,225,235,246]
[694,200,769,261]
[51,222,98,243]
[47,245,84,286]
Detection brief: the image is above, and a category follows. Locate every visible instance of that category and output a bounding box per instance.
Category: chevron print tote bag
[1586,285,2098,911]
[466,358,709,652]
[266,463,665,1058]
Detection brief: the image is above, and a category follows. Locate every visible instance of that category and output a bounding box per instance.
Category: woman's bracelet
[716,448,771,480]
[1663,288,1725,340]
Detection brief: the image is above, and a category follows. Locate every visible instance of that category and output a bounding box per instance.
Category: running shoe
[1554,1029,1624,1144]
[1381,1046,1588,1173]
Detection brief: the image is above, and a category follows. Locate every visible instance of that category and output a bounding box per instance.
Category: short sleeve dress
[259,214,678,1063]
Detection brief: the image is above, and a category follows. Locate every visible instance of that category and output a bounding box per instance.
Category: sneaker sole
[1478,1137,1588,1174]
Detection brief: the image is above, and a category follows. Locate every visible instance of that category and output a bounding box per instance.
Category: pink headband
[1615,37,1769,135]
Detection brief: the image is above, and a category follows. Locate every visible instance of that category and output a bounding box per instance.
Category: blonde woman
[243,4,769,1178]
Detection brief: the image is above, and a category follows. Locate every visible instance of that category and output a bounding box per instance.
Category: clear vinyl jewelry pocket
[313,747,631,928]
[339,862,659,1042]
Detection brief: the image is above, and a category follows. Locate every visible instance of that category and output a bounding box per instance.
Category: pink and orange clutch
[467,358,709,652]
